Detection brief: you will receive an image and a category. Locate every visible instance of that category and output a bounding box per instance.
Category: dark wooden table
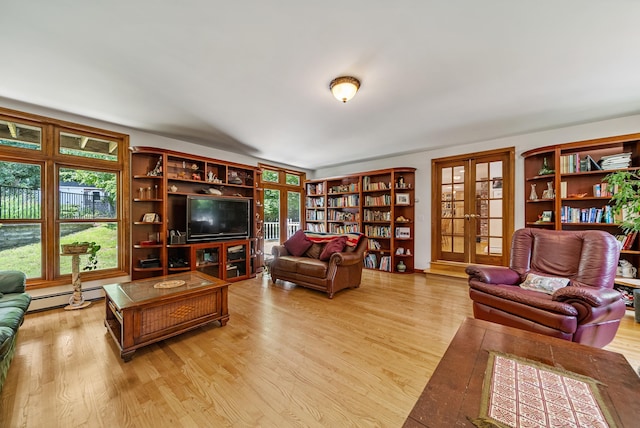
[404,318,640,427]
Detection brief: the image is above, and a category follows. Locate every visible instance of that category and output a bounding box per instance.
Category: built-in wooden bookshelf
[523,133,640,309]
[304,168,416,273]
[130,147,262,281]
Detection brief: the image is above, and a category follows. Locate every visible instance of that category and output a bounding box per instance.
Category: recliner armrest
[553,286,623,308]
[465,265,521,285]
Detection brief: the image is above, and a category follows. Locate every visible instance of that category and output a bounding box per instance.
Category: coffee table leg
[121,350,135,362]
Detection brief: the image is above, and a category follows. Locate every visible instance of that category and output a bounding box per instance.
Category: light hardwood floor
[2,271,639,427]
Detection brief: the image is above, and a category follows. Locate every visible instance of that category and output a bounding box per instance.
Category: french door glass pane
[0,120,42,150]
[59,132,118,161]
[59,222,118,274]
[287,191,301,239]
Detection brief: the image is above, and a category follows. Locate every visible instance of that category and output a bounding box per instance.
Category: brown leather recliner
[466,228,626,348]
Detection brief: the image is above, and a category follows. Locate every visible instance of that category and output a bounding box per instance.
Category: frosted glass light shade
[330,76,360,103]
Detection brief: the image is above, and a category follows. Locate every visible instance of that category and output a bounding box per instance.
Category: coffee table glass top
[103,272,223,307]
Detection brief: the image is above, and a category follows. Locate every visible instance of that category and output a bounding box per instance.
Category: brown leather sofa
[466,228,626,348]
[270,235,368,298]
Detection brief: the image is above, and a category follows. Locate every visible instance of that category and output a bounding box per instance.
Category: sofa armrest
[271,245,290,258]
[553,287,623,308]
[0,270,27,294]
[330,251,364,266]
[465,265,521,285]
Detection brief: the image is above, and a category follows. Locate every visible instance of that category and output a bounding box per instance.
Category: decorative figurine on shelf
[538,157,555,175]
[147,156,162,176]
[397,260,407,272]
[541,182,554,199]
[529,183,538,200]
[207,171,216,182]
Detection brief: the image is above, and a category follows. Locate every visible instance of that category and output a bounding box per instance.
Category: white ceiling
[2,1,640,170]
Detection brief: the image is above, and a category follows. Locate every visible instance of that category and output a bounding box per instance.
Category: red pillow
[319,236,347,261]
[284,230,312,256]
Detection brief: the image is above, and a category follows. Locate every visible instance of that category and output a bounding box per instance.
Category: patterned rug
[471,351,617,428]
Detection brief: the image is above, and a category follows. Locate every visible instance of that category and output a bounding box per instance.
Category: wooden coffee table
[103,271,229,361]
[404,318,640,427]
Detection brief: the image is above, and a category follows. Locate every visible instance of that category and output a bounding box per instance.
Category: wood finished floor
[1,271,639,427]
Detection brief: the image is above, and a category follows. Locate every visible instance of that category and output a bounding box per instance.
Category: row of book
[560,205,615,224]
[364,225,392,238]
[327,210,359,221]
[363,209,391,221]
[306,210,325,221]
[328,224,359,234]
[306,223,326,232]
[305,197,325,207]
[362,176,390,191]
[328,195,359,207]
[306,183,324,195]
[364,254,392,271]
[328,183,359,193]
[363,195,391,206]
[559,154,601,173]
[558,152,632,173]
[616,233,637,250]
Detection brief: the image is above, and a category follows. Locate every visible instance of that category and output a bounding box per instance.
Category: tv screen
[187,196,251,241]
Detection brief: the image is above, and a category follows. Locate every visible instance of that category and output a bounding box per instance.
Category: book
[585,154,602,171]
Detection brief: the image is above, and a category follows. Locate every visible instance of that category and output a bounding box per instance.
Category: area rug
[470,351,617,428]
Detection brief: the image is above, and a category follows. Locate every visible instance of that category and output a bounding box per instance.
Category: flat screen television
[187,196,251,242]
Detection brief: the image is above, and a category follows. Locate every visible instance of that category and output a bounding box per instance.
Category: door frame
[431,147,515,266]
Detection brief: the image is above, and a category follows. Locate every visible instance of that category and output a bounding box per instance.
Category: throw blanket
[303,231,363,247]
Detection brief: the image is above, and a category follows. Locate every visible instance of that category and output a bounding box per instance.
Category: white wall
[0,97,310,173]
[315,114,640,270]
[4,96,640,272]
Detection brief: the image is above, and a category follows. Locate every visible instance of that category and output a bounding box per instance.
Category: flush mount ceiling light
[330,76,360,103]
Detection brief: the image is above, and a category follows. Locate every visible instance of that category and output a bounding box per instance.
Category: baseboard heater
[28,285,105,313]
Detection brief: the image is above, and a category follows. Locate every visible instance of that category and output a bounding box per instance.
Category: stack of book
[599,153,632,170]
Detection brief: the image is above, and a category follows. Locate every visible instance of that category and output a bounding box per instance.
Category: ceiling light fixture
[330,76,360,103]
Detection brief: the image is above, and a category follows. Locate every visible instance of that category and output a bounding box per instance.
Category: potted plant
[604,170,640,234]
[62,241,101,270]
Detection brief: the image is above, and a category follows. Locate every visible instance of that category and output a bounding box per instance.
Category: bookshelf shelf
[304,168,415,273]
[523,133,640,281]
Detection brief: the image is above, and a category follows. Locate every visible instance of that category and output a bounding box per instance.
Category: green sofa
[0,271,31,392]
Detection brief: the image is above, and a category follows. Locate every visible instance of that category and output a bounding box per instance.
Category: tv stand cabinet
[130,147,262,281]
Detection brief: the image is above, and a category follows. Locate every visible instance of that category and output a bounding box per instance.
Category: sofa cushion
[320,236,348,261]
[0,293,32,312]
[304,243,324,259]
[520,273,569,295]
[274,256,301,273]
[0,307,25,332]
[284,230,313,256]
[0,271,26,294]
[296,258,329,277]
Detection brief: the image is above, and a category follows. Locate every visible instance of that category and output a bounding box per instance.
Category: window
[0,108,129,288]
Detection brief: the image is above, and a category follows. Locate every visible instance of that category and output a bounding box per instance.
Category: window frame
[0,107,130,289]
